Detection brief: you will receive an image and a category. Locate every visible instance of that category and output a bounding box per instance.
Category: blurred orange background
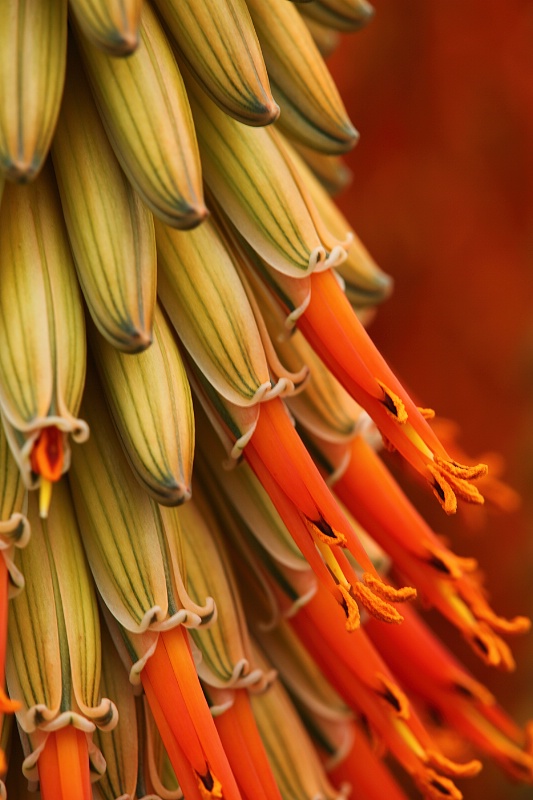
[330,2,533,797]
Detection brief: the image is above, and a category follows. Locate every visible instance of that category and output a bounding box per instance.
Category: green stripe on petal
[247,0,357,153]
[90,304,194,505]
[69,0,141,55]
[0,163,87,487]
[186,74,332,277]
[157,216,272,408]
[76,2,206,228]
[0,0,67,181]
[154,0,278,125]
[53,47,157,353]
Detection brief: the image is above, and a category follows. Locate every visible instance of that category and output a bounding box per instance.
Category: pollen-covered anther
[305,516,347,546]
[430,462,485,507]
[426,546,477,580]
[453,679,494,707]
[433,455,488,481]
[426,749,482,778]
[418,406,436,419]
[427,464,458,514]
[197,767,224,799]
[363,572,417,603]
[351,581,404,624]
[414,768,463,800]
[377,380,408,423]
[338,584,361,632]
[474,606,531,636]
[467,625,515,670]
[376,672,410,719]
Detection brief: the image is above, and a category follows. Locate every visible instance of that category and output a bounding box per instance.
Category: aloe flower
[0,3,530,800]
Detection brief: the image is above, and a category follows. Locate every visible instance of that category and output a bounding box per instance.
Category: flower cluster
[0,1,530,799]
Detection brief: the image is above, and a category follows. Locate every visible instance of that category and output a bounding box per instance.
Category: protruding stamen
[427,464,458,514]
[351,582,404,624]
[363,573,416,603]
[376,672,410,719]
[377,380,408,423]
[197,769,224,799]
[426,750,482,778]
[338,584,361,631]
[433,455,488,481]
[414,768,463,800]
[305,515,346,546]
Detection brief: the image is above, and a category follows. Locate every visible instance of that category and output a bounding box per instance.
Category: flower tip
[39,477,53,519]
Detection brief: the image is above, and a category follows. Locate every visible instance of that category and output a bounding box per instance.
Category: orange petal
[38,727,91,800]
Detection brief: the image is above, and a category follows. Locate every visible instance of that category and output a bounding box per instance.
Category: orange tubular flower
[38,726,92,800]
[214,688,283,800]
[366,601,533,783]
[29,425,65,518]
[141,626,242,800]
[332,435,530,667]
[290,582,482,800]
[243,396,416,630]
[296,268,487,514]
[328,721,410,800]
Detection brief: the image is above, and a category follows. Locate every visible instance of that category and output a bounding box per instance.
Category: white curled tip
[354,411,383,451]
[285,291,311,329]
[308,245,328,273]
[320,245,349,271]
[228,421,258,462]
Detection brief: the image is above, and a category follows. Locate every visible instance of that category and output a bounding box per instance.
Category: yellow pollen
[305,517,347,546]
[197,770,224,799]
[427,464,458,514]
[315,540,351,590]
[351,582,404,624]
[433,455,488,481]
[39,477,53,519]
[376,672,410,719]
[426,750,482,778]
[363,573,417,603]
[415,768,463,800]
[376,380,408,423]
[418,407,436,419]
[338,584,361,632]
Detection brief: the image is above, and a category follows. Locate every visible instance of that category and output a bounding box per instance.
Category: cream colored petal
[247,0,357,153]
[154,0,277,125]
[0,163,87,486]
[90,305,194,505]
[69,0,142,55]
[156,216,272,407]
[76,2,205,228]
[53,47,156,353]
[0,0,67,181]
[299,0,374,32]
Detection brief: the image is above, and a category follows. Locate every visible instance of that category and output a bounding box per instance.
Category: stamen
[305,515,346,546]
[363,573,416,603]
[426,750,482,778]
[414,768,463,800]
[377,380,408,423]
[427,465,458,514]
[338,584,361,631]
[433,455,488,481]
[197,770,223,799]
[418,407,436,419]
[351,582,404,624]
[376,672,410,719]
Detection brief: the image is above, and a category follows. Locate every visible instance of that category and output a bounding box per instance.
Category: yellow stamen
[377,380,408,423]
[414,768,463,800]
[427,464,458,514]
[418,407,436,419]
[433,455,488,481]
[39,477,53,519]
[305,516,346,546]
[376,672,410,719]
[363,573,417,603]
[197,772,224,799]
[338,584,361,631]
[427,750,482,778]
[351,582,404,624]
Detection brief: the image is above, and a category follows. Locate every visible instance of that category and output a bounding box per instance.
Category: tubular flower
[0,3,529,800]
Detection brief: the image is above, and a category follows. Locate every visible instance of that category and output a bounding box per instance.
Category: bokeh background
[329,2,533,797]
